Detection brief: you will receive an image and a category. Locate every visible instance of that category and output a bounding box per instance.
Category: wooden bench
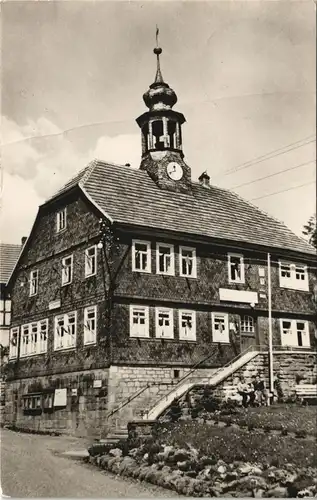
[295,384,317,402]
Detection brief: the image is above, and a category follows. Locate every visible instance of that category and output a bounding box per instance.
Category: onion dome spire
[143,27,178,111]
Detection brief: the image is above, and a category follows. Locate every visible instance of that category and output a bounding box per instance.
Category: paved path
[1,429,179,497]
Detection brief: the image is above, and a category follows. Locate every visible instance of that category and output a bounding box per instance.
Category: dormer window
[228,253,245,284]
[279,261,308,291]
[56,208,67,232]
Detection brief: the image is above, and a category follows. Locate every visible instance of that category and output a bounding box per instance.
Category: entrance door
[240,315,258,351]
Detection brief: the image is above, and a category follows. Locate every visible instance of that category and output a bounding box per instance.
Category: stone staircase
[103,347,262,441]
[144,347,260,420]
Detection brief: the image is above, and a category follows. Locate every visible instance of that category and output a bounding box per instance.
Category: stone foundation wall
[3,368,109,438]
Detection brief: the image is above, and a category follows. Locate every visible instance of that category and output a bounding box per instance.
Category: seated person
[237,377,250,408]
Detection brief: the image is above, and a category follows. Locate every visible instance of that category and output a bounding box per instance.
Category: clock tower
[136,36,192,193]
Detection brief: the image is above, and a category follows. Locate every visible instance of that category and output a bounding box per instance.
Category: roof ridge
[78,159,99,188]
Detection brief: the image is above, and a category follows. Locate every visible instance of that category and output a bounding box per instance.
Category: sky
[1,0,316,244]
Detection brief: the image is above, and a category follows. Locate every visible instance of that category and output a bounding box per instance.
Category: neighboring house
[0,242,23,347]
[4,46,317,436]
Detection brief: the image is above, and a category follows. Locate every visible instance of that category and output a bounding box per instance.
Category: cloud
[1,116,140,243]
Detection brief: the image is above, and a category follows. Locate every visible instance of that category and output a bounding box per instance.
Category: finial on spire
[153,25,164,84]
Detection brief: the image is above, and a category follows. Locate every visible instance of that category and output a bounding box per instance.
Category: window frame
[0,299,11,327]
[29,269,39,297]
[39,319,48,353]
[156,243,175,276]
[61,254,73,286]
[56,207,67,233]
[240,315,255,335]
[85,246,97,278]
[280,318,310,348]
[9,326,19,359]
[155,307,174,339]
[129,305,150,338]
[278,261,309,291]
[20,324,30,357]
[132,240,151,273]
[228,253,245,284]
[84,305,97,345]
[211,312,230,343]
[179,309,196,341]
[54,311,77,351]
[179,246,197,278]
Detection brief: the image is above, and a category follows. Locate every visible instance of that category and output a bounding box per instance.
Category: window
[29,322,38,355]
[156,243,175,275]
[43,392,54,410]
[39,319,48,353]
[179,310,196,341]
[240,315,255,334]
[280,319,310,347]
[130,305,149,338]
[21,324,30,357]
[180,246,197,278]
[156,308,174,339]
[228,253,245,283]
[279,261,309,291]
[0,299,11,327]
[23,394,42,414]
[9,327,18,359]
[132,240,151,273]
[56,208,67,232]
[62,255,73,285]
[84,305,97,345]
[19,319,48,356]
[54,311,77,350]
[85,246,97,277]
[29,270,38,296]
[212,313,229,343]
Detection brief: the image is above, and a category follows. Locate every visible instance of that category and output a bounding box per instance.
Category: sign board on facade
[71,388,78,396]
[93,380,102,388]
[49,299,61,310]
[219,288,258,304]
[54,388,67,407]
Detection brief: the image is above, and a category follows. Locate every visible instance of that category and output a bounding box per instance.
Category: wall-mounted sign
[54,388,67,407]
[219,288,258,304]
[49,299,61,310]
[93,380,102,388]
[259,293,267,299]
[71,388,78,396]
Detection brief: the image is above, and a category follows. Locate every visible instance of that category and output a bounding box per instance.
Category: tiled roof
[53,160,315,256]
[0,244,22,283]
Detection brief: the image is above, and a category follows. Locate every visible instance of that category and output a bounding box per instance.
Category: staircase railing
[144,344,262,418]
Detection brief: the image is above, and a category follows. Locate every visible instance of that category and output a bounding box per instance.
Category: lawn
[155,420,317,468]
[217,404,317,435]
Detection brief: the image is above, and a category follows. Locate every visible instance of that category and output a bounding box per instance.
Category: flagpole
[267,252,274,395]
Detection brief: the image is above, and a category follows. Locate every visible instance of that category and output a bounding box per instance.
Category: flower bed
[88,423,317,498]
[155,421,317,468]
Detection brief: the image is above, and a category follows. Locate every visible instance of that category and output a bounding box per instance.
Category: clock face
[167,162,183,181]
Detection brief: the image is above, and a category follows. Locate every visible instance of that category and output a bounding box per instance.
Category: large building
[4,45,316,437]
